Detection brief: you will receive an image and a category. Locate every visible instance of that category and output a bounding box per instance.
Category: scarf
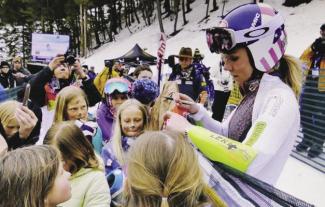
[228,78,260,142]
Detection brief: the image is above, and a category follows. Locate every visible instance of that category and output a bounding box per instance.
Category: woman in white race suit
[164,3,302,186]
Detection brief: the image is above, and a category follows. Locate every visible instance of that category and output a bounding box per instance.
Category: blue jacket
[168,63,211,101]
[101,136,132,175]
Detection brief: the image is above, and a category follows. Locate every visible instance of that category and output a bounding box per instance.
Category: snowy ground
[82,0,325,206]
[277,157,325,206]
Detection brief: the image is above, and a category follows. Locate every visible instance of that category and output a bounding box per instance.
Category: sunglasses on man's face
[179,57,192,62]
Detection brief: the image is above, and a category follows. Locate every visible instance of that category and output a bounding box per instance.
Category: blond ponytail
[281,55,303,99]
[160,197,169,207]
[125,131,225,207]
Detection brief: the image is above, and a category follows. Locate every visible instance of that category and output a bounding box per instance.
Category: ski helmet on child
[104,78,131,95]
[206,3,287,72]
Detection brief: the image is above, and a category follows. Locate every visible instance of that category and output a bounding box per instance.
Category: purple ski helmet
[206,3,287,72]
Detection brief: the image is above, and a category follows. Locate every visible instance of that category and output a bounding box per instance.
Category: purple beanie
[131,79,159,105]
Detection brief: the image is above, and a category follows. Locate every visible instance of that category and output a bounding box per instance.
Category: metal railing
[292,76,325,173]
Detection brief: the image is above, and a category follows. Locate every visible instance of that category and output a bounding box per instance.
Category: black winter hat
[193,48,205,60]
[0,61,10,68]
[321,23,325,31]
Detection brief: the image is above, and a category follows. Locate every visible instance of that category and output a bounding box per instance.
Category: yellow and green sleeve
[187,126,257,172]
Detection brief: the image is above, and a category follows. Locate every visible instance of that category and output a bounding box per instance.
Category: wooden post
[80,4,84,57]
[83,5,87,57]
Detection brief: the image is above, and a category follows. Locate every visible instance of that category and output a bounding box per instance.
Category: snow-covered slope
[84,0,325,74]
[84,0,325,206]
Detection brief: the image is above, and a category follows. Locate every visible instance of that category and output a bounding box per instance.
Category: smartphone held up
[22,83,31,106]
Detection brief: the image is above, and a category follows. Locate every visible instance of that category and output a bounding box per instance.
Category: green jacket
[58,168,111,207]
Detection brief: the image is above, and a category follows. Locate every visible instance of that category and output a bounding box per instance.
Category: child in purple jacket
[96,78,131,143]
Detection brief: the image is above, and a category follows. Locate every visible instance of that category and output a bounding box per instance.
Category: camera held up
[64,53,76,65]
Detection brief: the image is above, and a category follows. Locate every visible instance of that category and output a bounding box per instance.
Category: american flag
[157,32,167,87]
[157,32,167,69]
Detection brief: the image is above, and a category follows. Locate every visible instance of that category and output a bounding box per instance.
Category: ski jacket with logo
[187,74,300,185]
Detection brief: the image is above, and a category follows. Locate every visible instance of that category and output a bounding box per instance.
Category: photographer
[94,60,126,97]
[29,55,101,110]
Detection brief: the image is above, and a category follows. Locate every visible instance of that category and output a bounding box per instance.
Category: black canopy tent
[104,44,157,67]
[104,43,171,87]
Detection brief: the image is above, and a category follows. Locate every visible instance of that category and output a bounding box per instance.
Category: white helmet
[206,3,287,72]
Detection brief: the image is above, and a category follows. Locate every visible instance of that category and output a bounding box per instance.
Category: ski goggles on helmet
[104,80,129,95]
[206,27,236,53]
[206,12,284,54]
